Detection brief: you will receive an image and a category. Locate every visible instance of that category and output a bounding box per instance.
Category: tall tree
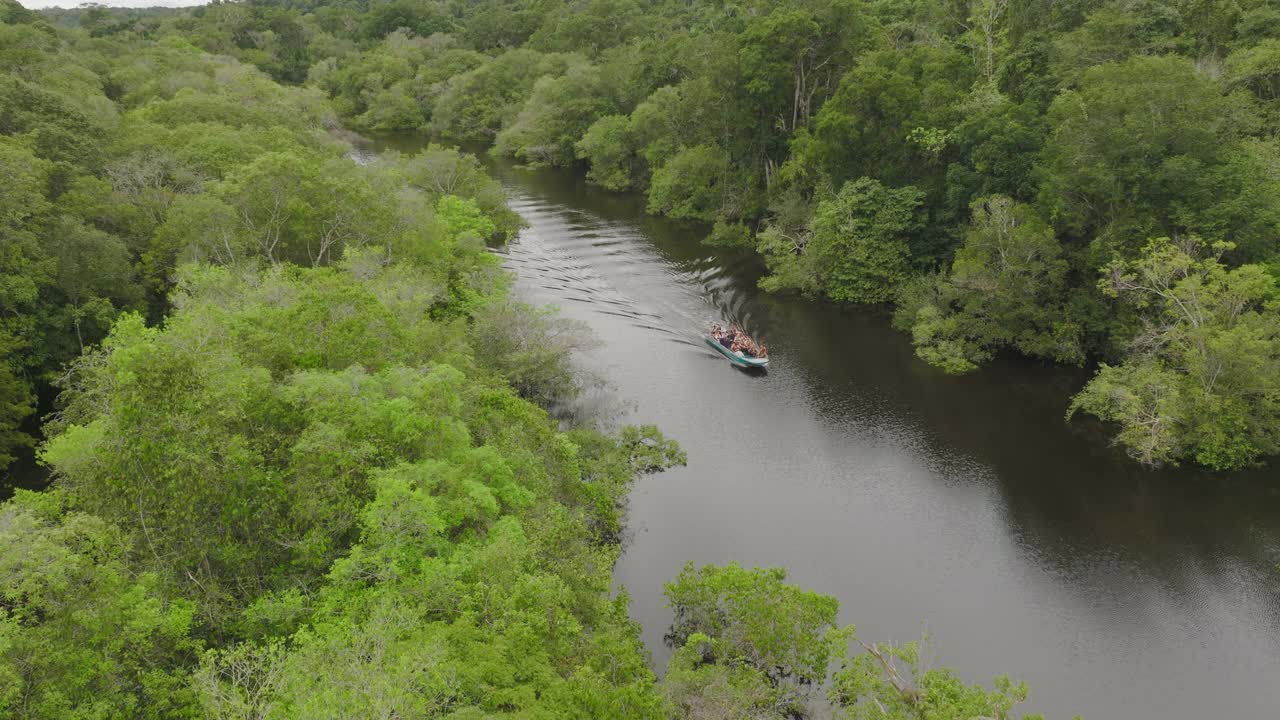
[0,491,200,720]
[759,177,925,303]
[902,195,1083,373]
[1037,56,1258,259]
[1069,236,1280,468]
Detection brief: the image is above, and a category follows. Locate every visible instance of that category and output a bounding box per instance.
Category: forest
[0,0,1066,718]
[62,0,1278,471]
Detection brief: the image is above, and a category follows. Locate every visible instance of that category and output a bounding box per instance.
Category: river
[366,136,1280,718]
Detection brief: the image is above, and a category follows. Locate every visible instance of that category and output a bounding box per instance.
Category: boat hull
[703,336,769,368]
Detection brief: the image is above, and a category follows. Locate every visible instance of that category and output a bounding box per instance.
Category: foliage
[0,24,695,707]
[831,636,1045,720]
[900,196,1083,373]
[760,178,924,303]
[646,145,734,222]
[494,62,617,166]
[803,44,974,192]
[662,564,1054,720]
[528,0,648,56]
[665,563,844,687]
[0,8,1072,719]
[662,633,796,719]
[0,360,33,468]
[205,2,1280,476]
[366,144,523,241]
[430,49,572,143]
[167,0,1280,467]
[37,239,685,717]
[1068,237,1280,469]
[704,220,755,249]
[661,562,844,718]
[1037,56,1258,259]
[469,299,596,408]
[308,32,484,132]
[576,114,642,190]
[41,244,502,617]
[0,490,200,719]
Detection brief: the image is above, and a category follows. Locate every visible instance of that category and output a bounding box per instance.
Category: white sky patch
[19,0,207,8]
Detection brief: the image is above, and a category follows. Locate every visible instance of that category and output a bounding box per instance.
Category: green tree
[40,218,142,359]
[494,62,616,166]
[942,92,1046,213]
[1226,38,1280,101]
[0,350,34,469]
[430,50,571,143]
[0,75,106,168]
[469,299,594,408]
[660,562,1058,719]
[831,636,1044,720]
[359,0,454,40]
[41,260,491,619]
[0,0,40,25]
[662,633,795,719]
[646,145,734,222]
[380,144,522,240]
[459,0,542,50]
[216,152,384,267]
[576,114,641,190]
[802,45,974,192]
[1235,0,1280,47]
[1038,56,1258,259]
[760,178,924,303]
[0,20,55,76]
[736,0,871,135]
[901,196,1083,373]
[0,138,52,467]
[627,77,729,172]
[1069,236,1280,468]
[0,491,200,720]
[1049,2,1189,83]
[527,0,647,56]
[663,562,846,717]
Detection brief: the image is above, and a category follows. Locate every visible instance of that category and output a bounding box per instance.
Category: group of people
[711,324,767,358]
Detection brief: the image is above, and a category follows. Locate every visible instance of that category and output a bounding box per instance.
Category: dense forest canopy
[71,0,1280,469]
[0,0,1064,717]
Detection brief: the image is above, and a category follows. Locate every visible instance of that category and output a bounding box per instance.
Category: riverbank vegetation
[0,3,1059,718]
[115,0,1280,469]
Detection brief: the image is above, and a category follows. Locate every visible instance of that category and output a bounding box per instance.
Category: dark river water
[376,136,1280,718]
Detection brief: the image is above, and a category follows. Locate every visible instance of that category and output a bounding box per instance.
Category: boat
[704,335,769,368]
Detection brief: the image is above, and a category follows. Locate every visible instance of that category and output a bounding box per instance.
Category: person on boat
[714,324,735,348]
[711,322,766,360]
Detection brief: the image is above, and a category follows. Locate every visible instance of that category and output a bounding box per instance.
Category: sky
[18,0,207,8]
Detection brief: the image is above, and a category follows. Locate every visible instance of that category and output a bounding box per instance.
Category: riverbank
[439,145,1280,720]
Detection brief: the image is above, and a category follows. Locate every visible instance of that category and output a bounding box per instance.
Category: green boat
[704,335,769,368]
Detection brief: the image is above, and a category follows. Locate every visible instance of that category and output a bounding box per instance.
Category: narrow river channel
[368,136,1280,719]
